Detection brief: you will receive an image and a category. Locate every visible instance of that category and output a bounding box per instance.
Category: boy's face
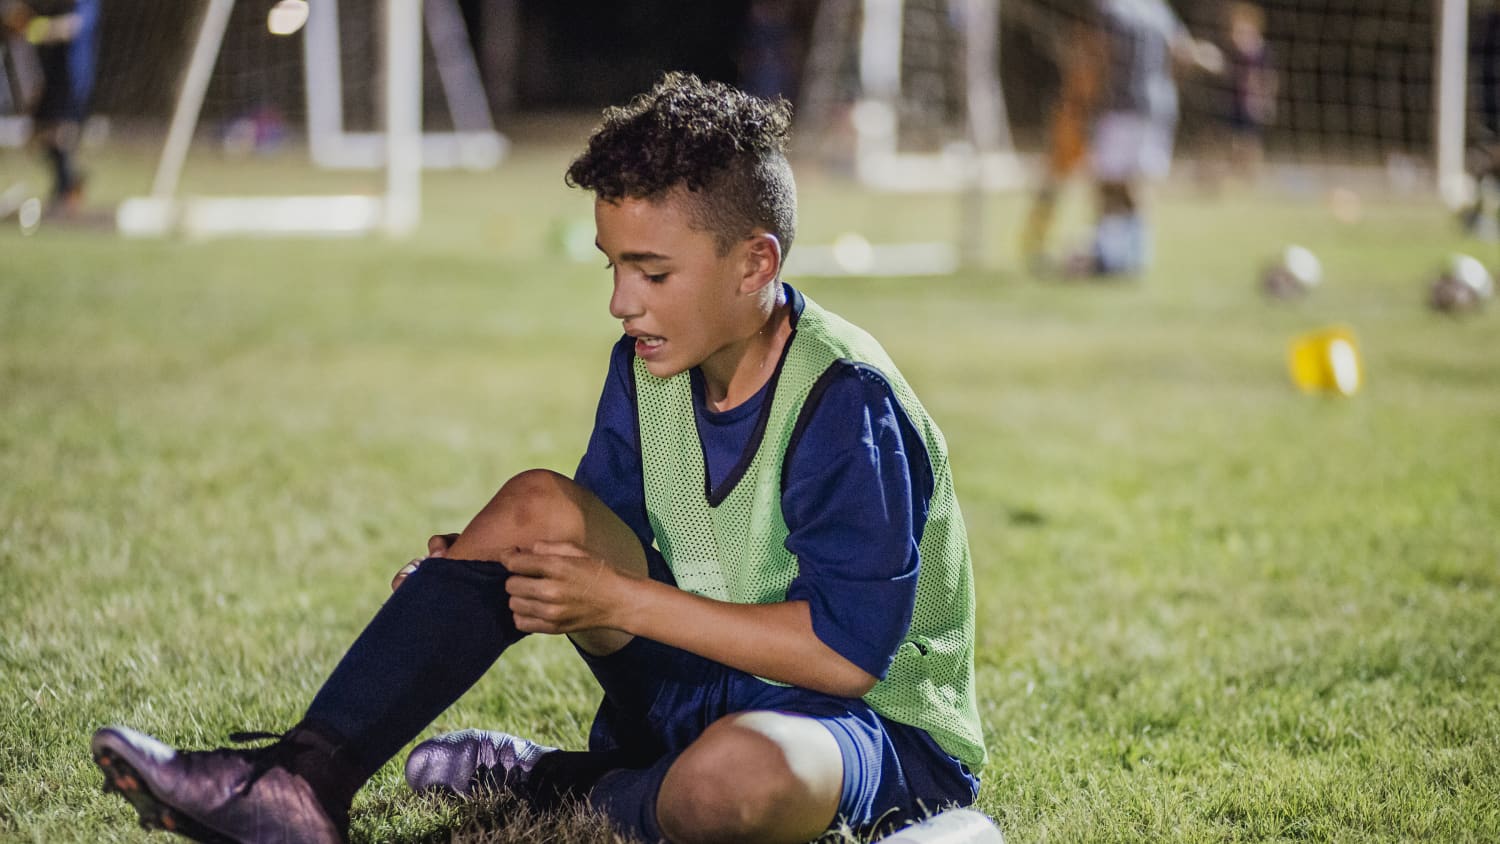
[594,191,760,380]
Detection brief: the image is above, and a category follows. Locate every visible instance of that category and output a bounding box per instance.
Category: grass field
[2,129,1498,843]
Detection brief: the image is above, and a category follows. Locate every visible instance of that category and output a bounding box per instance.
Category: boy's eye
[600,262,664,283]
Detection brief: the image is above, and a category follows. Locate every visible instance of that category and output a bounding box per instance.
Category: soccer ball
[1261,245,1322,299]
[1428,254,1493,314]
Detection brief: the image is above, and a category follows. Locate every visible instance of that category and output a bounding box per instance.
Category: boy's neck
[698,289,792,413]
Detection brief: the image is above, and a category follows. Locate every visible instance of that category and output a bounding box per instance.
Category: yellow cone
[1287,325,1363,396]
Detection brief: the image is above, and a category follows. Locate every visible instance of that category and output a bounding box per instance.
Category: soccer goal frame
[117,0,506,239]
[847,0,1025,193]
[792,0,1025,275]
[1436,0,1470,208]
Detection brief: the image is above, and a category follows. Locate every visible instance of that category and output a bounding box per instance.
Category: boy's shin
[302,557,524,783]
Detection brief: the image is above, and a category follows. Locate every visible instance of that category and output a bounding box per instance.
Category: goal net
[798,0,1025,193]
[798,0,1478,204]
[98,0,505,238]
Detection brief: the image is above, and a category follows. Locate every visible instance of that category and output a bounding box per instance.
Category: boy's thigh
[794,702,977,834]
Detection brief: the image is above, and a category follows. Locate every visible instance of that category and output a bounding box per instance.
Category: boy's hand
[502,541,635,635]
[390,533,460,591]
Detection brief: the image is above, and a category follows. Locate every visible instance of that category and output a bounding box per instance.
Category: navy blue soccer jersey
[572,285,934,682]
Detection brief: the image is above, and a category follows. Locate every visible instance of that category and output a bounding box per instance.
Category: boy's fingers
[509,595,556,619]
[508,597,570,632]
[427,533,459,557]
[503,572,546,598]
[390,559,422,591]
[530,539,587,557]
[505,550,599,585]
[511,613,561,636]
[501,550,546,577]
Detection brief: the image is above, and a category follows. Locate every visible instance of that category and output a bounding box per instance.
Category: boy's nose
[608,277,642,321]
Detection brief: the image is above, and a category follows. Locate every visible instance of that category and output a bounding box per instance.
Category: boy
[92,72,984,844]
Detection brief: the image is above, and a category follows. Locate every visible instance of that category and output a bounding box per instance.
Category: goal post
[848,0,1023,192]
[116,0,504,239]
[302,0,505,171]
[1436,0,1470,209]
[793,0,1023,274]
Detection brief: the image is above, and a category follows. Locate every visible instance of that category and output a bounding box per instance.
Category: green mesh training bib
[634,292,986,767]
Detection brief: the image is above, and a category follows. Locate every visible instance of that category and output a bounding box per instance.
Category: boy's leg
[575,634,978,844]
[585,710,844,844]
[443,468,649,656]
[94,468,646,840]
[602,707,976,844]
[657,711,844,844]
[560,617,847,843]
[303,469,646,776]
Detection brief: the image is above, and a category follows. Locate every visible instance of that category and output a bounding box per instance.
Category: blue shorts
[579,634,979,833]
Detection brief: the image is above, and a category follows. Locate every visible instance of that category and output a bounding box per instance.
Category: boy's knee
[658,727,783,842]
[491,467,579,521]
[657,714,840,844]
[494,468,575,521]
[450,469,583,561]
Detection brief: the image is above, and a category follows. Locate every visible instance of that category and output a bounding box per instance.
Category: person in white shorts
[1077,0,1219,277]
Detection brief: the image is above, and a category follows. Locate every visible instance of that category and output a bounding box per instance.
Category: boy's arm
[503,363,928,699]
[503,549,878,698]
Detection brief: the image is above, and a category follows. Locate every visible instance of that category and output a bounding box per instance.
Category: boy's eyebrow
[617,250,672,263]
[594,241,670,264]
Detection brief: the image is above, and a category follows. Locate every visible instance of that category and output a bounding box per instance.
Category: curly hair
[566,72,797,258]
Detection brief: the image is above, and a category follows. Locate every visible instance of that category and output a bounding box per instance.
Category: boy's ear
[740,231,782,294]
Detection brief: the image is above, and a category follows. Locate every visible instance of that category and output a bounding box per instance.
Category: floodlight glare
[267,0,309,36]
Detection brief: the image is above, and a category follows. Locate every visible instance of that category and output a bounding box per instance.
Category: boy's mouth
[635,335,666,356]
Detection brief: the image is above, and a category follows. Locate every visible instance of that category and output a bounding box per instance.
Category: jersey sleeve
[781,362,935,681]
[574,337,656,552]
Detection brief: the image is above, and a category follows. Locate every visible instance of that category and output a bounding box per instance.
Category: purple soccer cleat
[404,729,556,797]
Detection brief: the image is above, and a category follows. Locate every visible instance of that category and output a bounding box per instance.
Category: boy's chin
[639,356,690,380]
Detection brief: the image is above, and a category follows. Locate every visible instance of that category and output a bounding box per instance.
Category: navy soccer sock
[583,753,677,843]
[300,557,523,787]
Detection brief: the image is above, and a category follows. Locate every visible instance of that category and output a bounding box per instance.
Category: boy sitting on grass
[93,71,985,844]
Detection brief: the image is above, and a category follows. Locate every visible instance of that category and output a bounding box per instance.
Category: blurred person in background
[1219,2,1276,183]
[1066,0,1221,278]
[0,0,98,217]
[739,0,800,102]
[1019,7,1106,273]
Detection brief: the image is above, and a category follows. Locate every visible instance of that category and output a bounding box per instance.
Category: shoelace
[225,729,307,797]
